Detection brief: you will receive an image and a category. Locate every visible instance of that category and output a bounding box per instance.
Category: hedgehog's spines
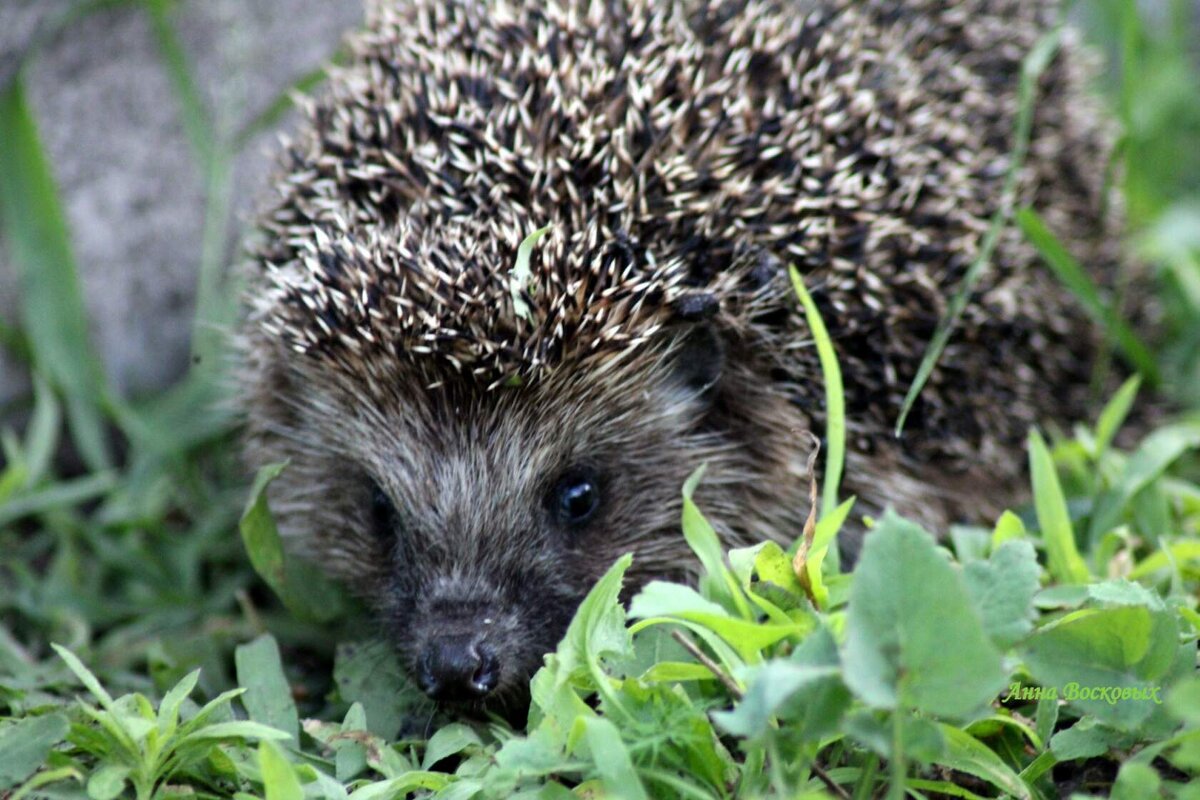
[249,0,1114,468]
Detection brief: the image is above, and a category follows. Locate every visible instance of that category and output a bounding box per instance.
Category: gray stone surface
[0,0,363,407]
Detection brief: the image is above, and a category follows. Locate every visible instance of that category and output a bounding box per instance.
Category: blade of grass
[1093,374,1141,459]
[0,471,119,528]
[0,79,113,470]
[137,0,242,458]
[1027,429,1091,584]
[233,59,339,151]
[1016,207,1159,385]
[895,26,1064,437]
[142,0,214,173]
[142,0,238,363]
[789,267,845,520]
[23,375,62,488]
[189,146,236,367]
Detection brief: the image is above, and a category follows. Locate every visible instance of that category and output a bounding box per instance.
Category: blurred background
[0,0,1198,694]
[0,0,362,410]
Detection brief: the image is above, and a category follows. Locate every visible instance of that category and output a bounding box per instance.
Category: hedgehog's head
[242,223,808,715]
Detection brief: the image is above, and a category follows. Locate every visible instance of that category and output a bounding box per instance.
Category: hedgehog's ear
[669,323,725,398]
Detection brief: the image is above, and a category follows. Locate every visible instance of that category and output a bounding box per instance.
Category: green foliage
[789,267,846,521]
[1071,0,1200,405]
[510,225,552,323]
[40,645,289,800]
[843,512,1007,720]
[1028,429,1092,585]
[239,463,346,624]
[0,79,114,470]
[13,395,1200,798]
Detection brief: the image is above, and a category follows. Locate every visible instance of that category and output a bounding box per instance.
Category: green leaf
[990,510,1026,551]
[143,0,214,171]
[52,644,115,710]
[899,716,946,763]
[681,465,751,618]
[628,581,728,619]
[183,687,246,732]
[346,772,452,800]
[0,79,112,470]
[1089,422,1200,540]
[8,765,83,800]
[579,717,648,800]
[712,662,841,738]
[1050,717,1137,760]
[962,540,1040,649]
[638,662,717,682]
[156,668,200,740]
[934,724,1031,800]
[1023,605,1177,730]
[752,541,801,592]
[239,462,290,593]
[23,374,61,488]
[1035,695,1059,750]
[258,741,303,800]
[238,462,345,622]
[1028,429,1091,584]
[1167,676,1200,725]
[713,628,848,739]
[842,511,1007,719]
[177,721,292,745]
[844,711,944,764]
[333,641,425,739]
[1094,375,1143,458]
[628,582,807,659]
[949,525,991,564]
[235,635,300,745]
[1111,762,1161,800]
[0,471,119,528]
[511,225,551,322]
[1128,540,1200,580]
[1085,579,1166,610]
[727,542,768,585]
[555,554,634,712]
[119,368,235,457]
[422,724,482,770]
[85,765,129,800]
[0,714,69,789]
[235,57,338,149]
[806,496,855,608]
[493,724,574,779]
[789,266,845,517]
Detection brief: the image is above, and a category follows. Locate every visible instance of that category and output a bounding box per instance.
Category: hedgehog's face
[359,327,729,715]
[246,322,807,717]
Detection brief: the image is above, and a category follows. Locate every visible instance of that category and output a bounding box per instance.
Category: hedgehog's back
[249,0,1117,482]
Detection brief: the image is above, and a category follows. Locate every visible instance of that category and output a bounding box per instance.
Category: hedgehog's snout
[416,635,500,702]
[408,577,517,703]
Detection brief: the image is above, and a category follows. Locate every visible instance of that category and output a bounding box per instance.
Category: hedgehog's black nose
[416,638,499,702]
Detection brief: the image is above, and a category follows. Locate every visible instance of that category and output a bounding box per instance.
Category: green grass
[3,0,1200,798]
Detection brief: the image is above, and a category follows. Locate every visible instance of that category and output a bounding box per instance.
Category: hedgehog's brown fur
[242,0,1117,708]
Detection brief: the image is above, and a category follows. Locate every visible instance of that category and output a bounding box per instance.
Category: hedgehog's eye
[549,469,601,526]
[369,480,399,538]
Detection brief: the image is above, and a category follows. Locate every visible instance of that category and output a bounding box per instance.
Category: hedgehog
[240,0,1118,712]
